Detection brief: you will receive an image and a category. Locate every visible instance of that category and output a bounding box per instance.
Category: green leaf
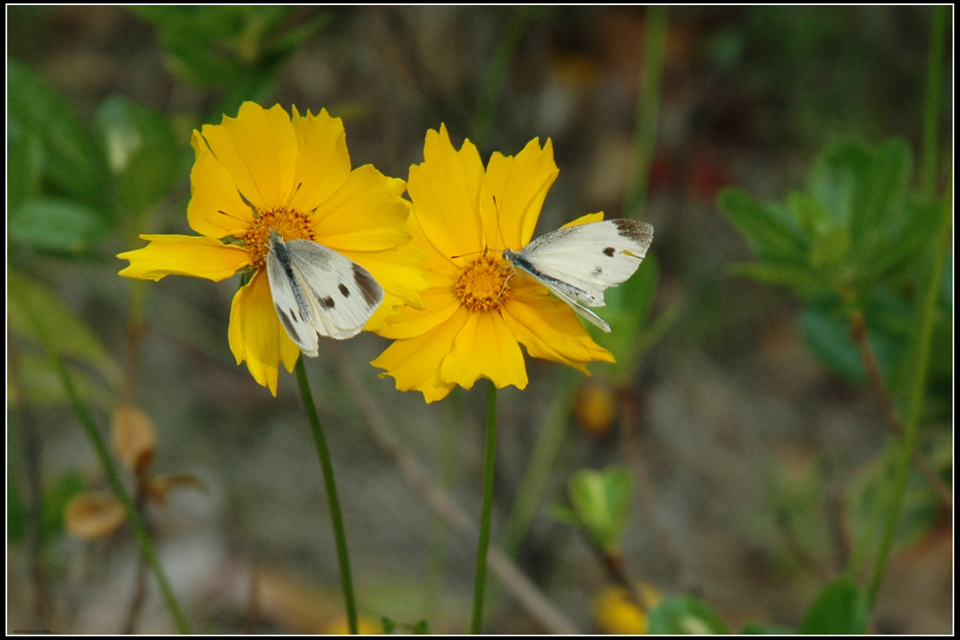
[810,140,873,228]
[10,197,111,255]
[7,120,44,212]
[718,187,808,262]
[848,139,911,244]
[262,11,332,59]
[798,307,898,384]
[647,596,730,634]
[799,578,868,634]
[787,191,833,238]
[567,467,632,551]
[8,271,122,396]
[132,6,300,87]
[7,61,108,212]
[380,617,429,634]
[94,97,179,223]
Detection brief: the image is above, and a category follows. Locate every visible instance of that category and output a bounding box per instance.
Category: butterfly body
[266,230,384,355]
[502,219,653,332]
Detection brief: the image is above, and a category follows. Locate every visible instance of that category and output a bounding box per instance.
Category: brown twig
[595,544,650,613]
[849,313,953,508]
[327,342,580,634]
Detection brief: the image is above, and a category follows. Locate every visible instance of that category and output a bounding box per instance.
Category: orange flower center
[242,207,315,269]
[455,254,511,312]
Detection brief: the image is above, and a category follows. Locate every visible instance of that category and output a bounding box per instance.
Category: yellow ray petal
[199,102,299,210]
[371,308,470,403]
[481,137,559,250]
[338,246,430,313]
[289,107,352,213]
[186,130,256,238]
[439,310,528,391]
[312,165,412,252]
[407,125,486,260]
[560,211,605,228]
[117,235,250,282]
[501,279,614,373]
[376,287,461,339]
[228,271,299,396]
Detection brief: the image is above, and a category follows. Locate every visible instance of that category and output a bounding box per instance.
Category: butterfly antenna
[492,195,508,253]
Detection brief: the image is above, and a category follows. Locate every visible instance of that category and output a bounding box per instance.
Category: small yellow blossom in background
[319,615,380,635]
[372,125,614,403]
[593,583,661,634]
[118,102,427,395]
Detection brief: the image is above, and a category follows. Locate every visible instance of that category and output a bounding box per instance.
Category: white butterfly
[265,230,384,356]
[502,219,654,332]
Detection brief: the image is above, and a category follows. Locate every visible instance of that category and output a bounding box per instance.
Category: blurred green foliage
[647,596,730,634]
[130,6,331,121]
[799,577,869,634]
[553,467,632,553]
[718,139,950,394]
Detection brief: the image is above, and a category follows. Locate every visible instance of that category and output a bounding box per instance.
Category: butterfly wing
[513,219,653,307]
[283,239,385,341]
[266,236,322,356]
[266,234,384,355]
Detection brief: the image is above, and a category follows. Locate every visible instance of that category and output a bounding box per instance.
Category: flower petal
[186,130,256,238]
[501,279,614,373]
[561,211,605,229]
[371,308,470,403]
[439,311,528,391]
[199,102,299,210]
[313,165,413,252]
[289,107,352,213]
[117,235,250,281]
[228,271,300,396]
[376,287,461,339]
[407,125,486,260]
[481,137,559,250]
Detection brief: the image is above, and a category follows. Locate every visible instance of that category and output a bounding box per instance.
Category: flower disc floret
[455,255,511,312]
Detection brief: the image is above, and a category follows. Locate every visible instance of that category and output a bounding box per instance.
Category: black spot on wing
[613,219,654,245]
[592,267,603,276]
[352,263,382,306]
[603,246,616,257]
[338,283,350,297]
[319,296,336,310]
[276,305,300,339]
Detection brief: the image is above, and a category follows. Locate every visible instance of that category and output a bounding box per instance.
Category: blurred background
[7,6,953,634]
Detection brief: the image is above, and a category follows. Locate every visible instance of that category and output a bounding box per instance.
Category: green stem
[11,283,191,634]
[865,178,952,605]
[295,357,358,634]
[623,5,668,220]
[470,381,499,633]
[920,5,948,201]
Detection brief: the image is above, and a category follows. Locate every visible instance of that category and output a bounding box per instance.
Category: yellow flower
[118,102,427,395]
[593,584,661,634]
[371,125,614,403]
